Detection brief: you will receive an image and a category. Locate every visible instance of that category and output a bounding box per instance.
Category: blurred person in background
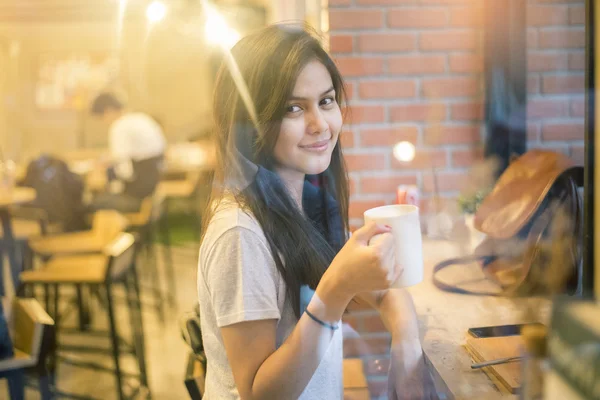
[197,24,435,400]
[89,92,166,212]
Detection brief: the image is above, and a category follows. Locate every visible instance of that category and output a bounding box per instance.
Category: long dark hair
[201,24,349,318]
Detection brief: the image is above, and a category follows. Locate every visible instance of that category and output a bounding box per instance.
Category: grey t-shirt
[197,202,343,399]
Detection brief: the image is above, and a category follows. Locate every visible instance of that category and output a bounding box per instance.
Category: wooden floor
[1,243,201,400]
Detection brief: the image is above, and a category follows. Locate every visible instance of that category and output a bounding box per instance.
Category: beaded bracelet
[305,309,339,330]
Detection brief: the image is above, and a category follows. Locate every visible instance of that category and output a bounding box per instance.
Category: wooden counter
[407,239,550,399]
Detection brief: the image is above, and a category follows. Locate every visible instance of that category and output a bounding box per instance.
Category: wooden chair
[20,232,149,400]
[28,210,128,256]
[0,298,55,400]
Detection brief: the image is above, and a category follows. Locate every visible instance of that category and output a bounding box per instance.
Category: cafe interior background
[0,0,598,399]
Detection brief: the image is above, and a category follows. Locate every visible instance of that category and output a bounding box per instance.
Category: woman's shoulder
[201,199,267,251]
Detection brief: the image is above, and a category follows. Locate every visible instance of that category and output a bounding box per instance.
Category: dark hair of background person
[90,92,124,115]
[201,24,350,318]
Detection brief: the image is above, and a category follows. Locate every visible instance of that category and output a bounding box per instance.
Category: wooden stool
[29,210,128,256]
[0,298,55,400]
[20,233,149,400]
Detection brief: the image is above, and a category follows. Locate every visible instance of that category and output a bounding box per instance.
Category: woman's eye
[320,97,335,107]
[287,105,302,113]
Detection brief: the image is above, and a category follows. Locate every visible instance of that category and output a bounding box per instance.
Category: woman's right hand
[314,222,402,320]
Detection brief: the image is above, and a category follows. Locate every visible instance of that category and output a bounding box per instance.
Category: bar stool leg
[145,226,165,324]
[126,270,149,391]
[157,214,176,308]
[7,369,25,400]
[105,282,125,400]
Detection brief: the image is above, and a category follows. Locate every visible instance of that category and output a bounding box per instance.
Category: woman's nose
[306,110,328,135]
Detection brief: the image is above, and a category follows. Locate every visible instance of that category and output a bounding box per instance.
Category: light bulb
[146,1,167,23]
[393,141,416,162]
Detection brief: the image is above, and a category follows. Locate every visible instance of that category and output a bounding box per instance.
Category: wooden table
[407,239,550,399]
[0,187,36,296]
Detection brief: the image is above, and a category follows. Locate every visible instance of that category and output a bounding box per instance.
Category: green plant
[457,189,489,214]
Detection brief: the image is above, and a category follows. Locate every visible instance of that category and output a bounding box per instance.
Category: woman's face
[272,60,342,182]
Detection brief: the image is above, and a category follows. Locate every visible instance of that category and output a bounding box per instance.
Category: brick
[365,357,390,376]
[528,53,569,72]
[571,98,585,117]
[388,54,446,75]
[358,33,416,53]
[349,176,357,196]
[391,149,447,170]
[346,105,386,124]
[569,5,585,25]
[360,175,418,194]
[542,74,585,94]
[390,103,446,122]
[527,5,568,26]
[542,122,584,141]
[528,123,541,142]
[451,148,484,168]
[570,145,584,166]
[362,314,388,332]
[450,5,483,27]
[420,31,477,51]
[539,28,585,49]
[340,130,355,148]
[449,53,483,73]
[335,57,384,77]
[569,51,585,70]
[420,0,471,3]
[344,81,355,101]
[348,200,386,219]
[535,0,585,2]
[529,143,570,156]
[356,0,413,4]
[329,34,353,53]
[361,126,419,147]
[424,124,480,146]
[359,80,416,99]
[451,101,484,121]
[528,75,540,94]
[528,99,569,118]
[421,77,479,98]
[387,8,448,29]
[329,10,383,30]
[344,336,391,357]
[527,29,538,49]
[423,171,468,193]
[345,153,387,171]
[329,0,351,6]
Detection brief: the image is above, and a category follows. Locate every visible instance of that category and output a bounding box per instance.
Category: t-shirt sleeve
[203,226,281,327]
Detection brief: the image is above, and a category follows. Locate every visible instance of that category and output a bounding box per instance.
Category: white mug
[364,204,424,288]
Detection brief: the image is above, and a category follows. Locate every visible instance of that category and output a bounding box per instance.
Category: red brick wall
[527,0,585,164]
[330,1,585,398]
[330,0,485,231]
[330,0,585,231]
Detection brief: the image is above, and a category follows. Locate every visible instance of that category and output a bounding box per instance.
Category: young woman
[198,24,433,399]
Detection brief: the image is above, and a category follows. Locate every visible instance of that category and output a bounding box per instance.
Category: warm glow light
[146,1,167,23]
[393,141,416,162]
[204,5,240,49]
